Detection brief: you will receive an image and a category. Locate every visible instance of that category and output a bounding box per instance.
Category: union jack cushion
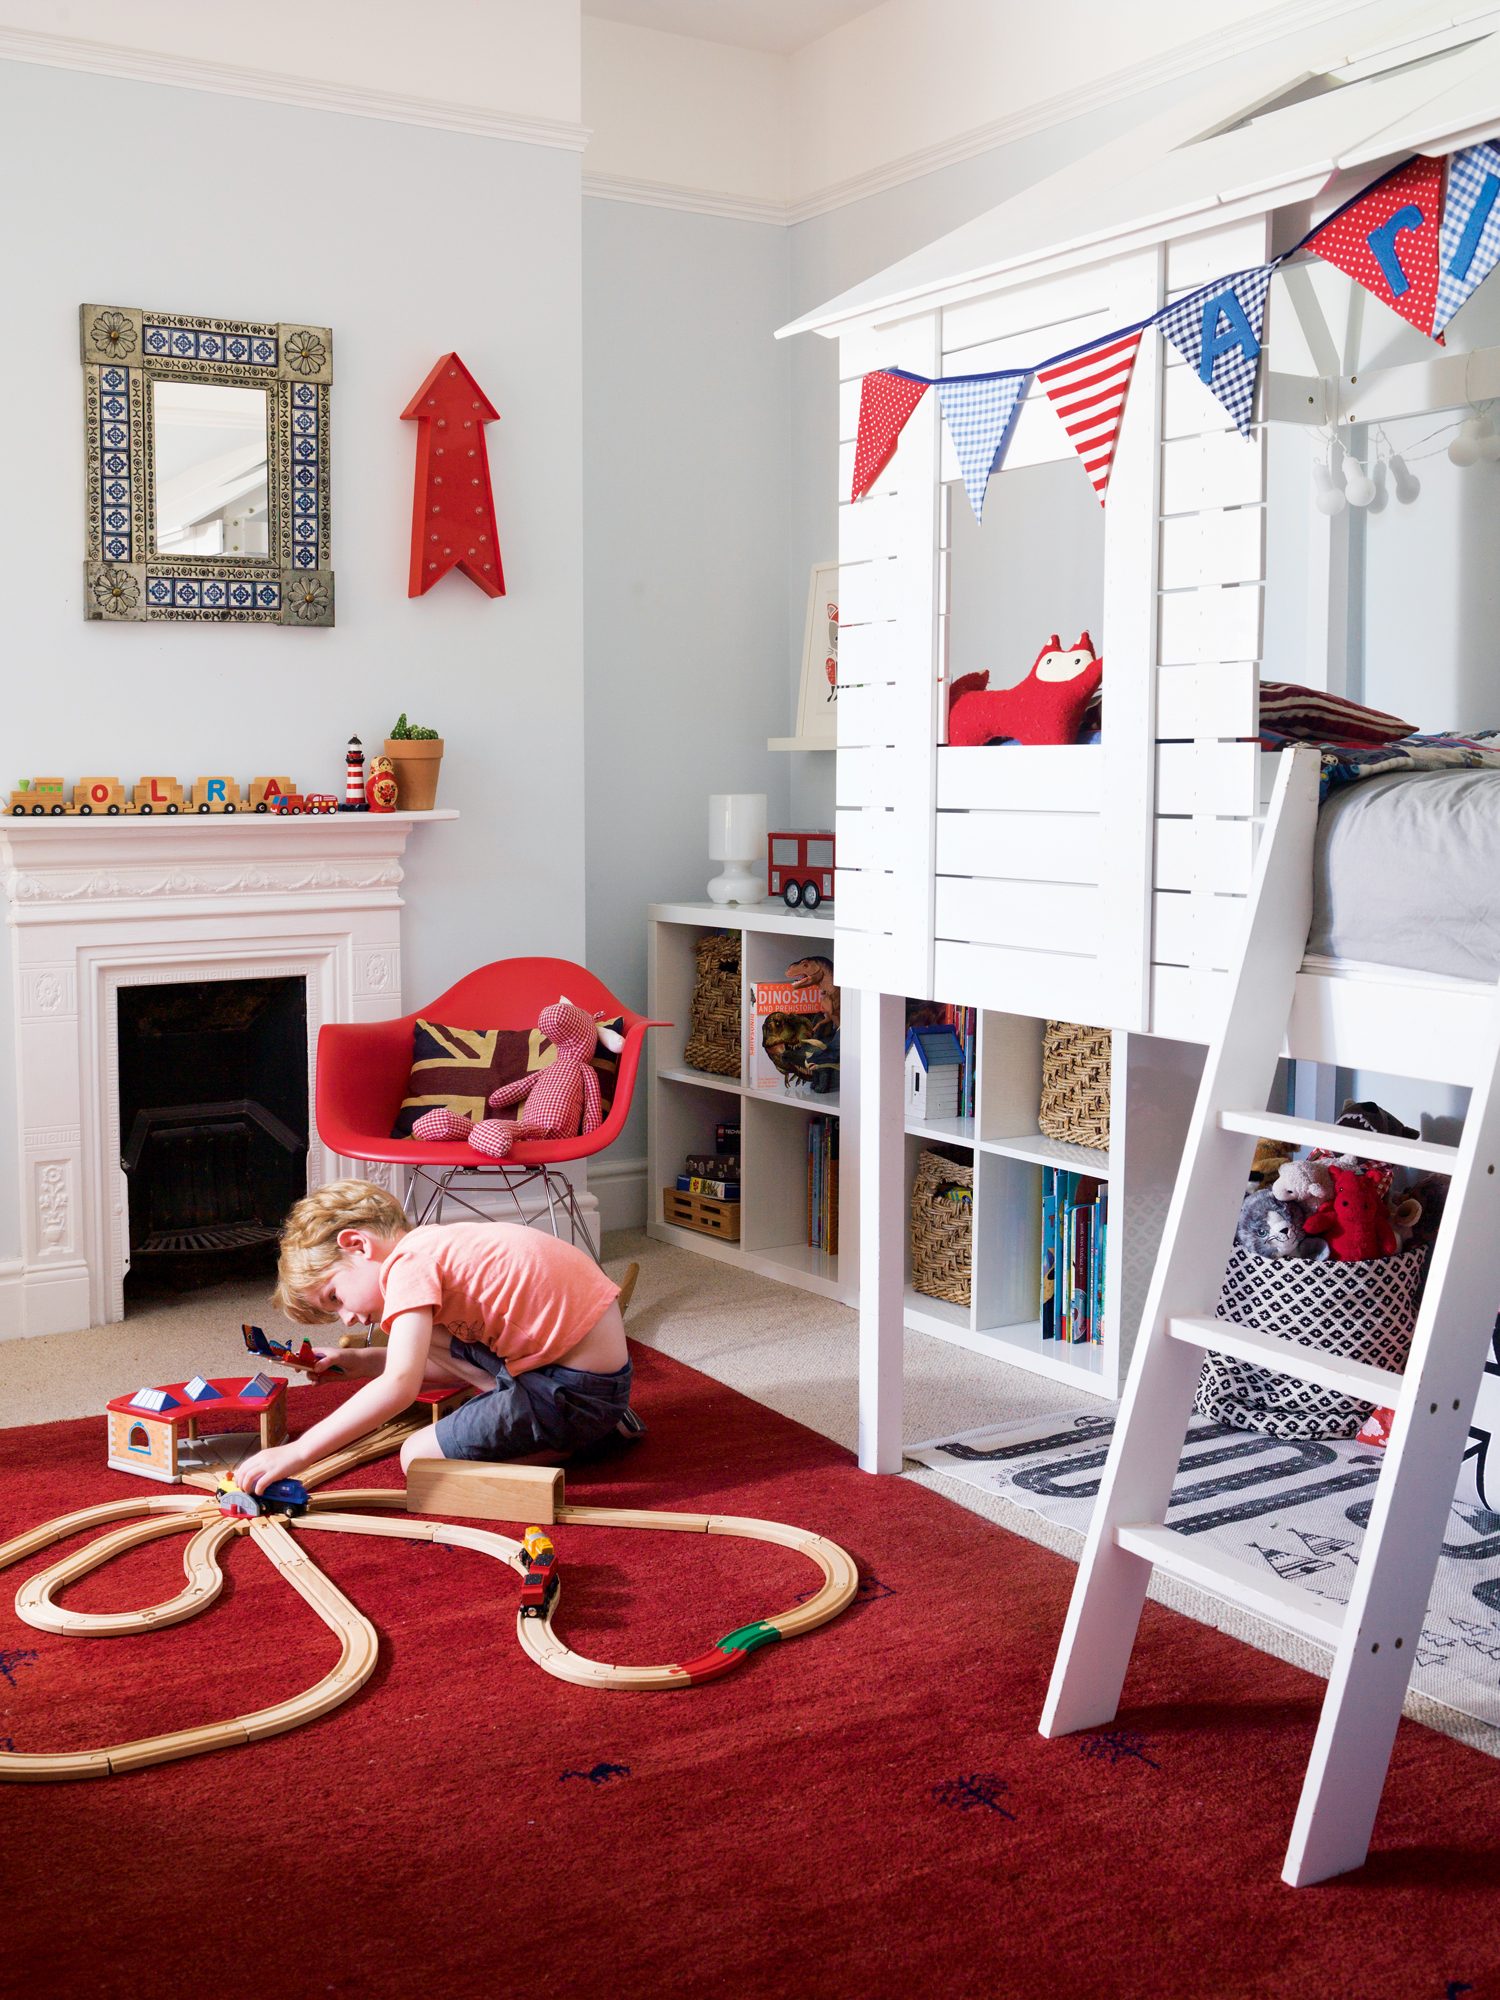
[391,1015,623,1139]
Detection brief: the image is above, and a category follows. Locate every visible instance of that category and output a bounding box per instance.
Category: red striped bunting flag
[1035,329,1143,505]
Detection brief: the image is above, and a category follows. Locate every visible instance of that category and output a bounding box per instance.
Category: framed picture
[795,561,839,746]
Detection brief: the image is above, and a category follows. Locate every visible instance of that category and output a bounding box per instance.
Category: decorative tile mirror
[80,304,334,626]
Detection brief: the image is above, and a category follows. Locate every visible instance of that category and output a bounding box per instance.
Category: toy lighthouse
[342,735,368,811]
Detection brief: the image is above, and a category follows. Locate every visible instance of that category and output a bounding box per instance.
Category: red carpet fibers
[3,1341,1500,2000]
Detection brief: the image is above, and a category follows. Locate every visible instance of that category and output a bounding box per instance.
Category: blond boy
[233,1180,632,1494]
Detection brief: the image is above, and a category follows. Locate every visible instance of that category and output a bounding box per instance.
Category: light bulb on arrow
[401,353,506,599]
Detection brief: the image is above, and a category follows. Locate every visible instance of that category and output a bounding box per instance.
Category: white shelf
[651,1221,851,1302]
[657,1065,743,1096]
[758,1242,841,1286]
[976,1319,1110,1392]
[906,1114,975,1146]
[979,1132,1110,1174]
[749,1086,840,1117]
[903,1286,970,1335]
[649,898,836,938]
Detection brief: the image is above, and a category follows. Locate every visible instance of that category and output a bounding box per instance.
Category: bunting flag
[1035,329,1143,504]
[850,370,930,501]
[1437,141,1500,334]
[935,372,1030,523]
[1304,153,1446,339]
[1156,266,1273,437]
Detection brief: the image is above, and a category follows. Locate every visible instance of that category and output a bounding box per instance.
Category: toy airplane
[241,1324,344,1375]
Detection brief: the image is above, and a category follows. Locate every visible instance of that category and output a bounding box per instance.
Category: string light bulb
[1343,459,1377,506]
[1388,454,1420,504]
[1312,460,1347,515]
[1449,418,1482,466]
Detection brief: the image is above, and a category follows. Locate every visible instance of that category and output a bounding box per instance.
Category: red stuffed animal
[948,632,1103,748]
[1302,1165,1399,1261]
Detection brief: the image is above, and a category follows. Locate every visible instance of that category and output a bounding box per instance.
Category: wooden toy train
[9,776,344,817]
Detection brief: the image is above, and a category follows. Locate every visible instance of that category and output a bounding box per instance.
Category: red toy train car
[519,1526,560,1618]
[767,829,835,911]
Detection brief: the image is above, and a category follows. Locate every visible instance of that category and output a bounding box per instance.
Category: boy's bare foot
[616,1261,640,1315]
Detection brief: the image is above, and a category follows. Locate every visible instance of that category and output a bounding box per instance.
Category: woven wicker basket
[1038,1022,1111,1148]
[911,1148,974,1307]
[682,932,742,1078]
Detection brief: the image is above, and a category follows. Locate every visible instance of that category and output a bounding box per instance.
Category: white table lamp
[707,793,767,905]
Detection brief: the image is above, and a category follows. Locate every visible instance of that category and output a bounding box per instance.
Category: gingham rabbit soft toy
[413,998,622,1159]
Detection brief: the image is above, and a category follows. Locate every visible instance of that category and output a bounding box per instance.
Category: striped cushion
[391,1015,623,1139]
[1257,682,1414,745]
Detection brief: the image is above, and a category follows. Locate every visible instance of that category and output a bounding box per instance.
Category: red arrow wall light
[401,353,505,599]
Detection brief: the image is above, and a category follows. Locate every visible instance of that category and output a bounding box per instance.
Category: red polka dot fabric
[1306,154,1445,341]
[851,371,930,501]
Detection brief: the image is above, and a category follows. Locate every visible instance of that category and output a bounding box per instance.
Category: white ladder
[1040,746,1500,1886]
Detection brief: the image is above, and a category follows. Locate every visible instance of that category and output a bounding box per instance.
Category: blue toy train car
[216,1474,311,1519]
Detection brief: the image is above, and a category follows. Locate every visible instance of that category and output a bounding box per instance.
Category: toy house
[105,1374,287,1483]
[904,1027,963,1122]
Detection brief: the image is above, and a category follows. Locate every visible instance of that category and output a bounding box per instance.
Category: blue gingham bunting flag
[1437,142,1500,334]
[1156,266,1273,437]
[935,372,1031,523]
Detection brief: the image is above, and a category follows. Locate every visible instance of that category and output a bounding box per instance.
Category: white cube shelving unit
[649,902,1201,1398]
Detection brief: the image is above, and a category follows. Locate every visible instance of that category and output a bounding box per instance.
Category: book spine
[677,1176,740,1199]
[1041,1169,1056,1339]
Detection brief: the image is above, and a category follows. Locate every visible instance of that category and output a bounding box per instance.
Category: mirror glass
[152,381,269,559]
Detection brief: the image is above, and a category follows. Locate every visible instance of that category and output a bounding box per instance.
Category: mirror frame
[80,303,334,626]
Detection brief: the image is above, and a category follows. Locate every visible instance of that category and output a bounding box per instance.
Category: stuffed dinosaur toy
[1302,1164,1400,1261]
[948,632,1104,747]
[413,998,623,1159]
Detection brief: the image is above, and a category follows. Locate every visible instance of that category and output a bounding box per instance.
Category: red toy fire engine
[767,829,836,910]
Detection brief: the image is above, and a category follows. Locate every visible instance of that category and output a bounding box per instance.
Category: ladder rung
[1218,1108,1459,1174]
[1168,1314,1405,1405]
[1115,1523,1347,1643]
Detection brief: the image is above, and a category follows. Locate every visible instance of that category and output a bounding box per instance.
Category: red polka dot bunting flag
[1305,154,1446,341]
[851,370,930,501]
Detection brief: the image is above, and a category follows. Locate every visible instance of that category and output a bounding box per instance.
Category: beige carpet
[2,1226,1492,1759]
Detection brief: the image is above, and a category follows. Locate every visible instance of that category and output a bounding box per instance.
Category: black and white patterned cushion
[1196,1244,1427,1440]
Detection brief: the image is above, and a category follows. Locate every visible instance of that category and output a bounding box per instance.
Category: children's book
[676,1175,740,1200]
[751,982,836,1094]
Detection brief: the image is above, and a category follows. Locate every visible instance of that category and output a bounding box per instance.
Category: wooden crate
[663,1186,741,1241]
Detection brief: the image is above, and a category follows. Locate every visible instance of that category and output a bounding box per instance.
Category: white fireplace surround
[0,811,456,1336]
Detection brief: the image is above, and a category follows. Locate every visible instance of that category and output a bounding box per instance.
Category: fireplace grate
[135,1222,280,1257]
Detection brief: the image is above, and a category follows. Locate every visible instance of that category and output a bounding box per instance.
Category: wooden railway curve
[0,1451,858,1780]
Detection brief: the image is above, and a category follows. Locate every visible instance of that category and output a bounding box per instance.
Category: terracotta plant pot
[383,738,443,812]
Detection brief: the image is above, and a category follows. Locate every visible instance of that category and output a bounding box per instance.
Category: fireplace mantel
[0,809,457,1336]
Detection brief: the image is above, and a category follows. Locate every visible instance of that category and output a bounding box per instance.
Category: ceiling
[580,0,884,57]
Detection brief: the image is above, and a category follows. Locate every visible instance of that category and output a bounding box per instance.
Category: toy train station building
[105,1374,287,1482]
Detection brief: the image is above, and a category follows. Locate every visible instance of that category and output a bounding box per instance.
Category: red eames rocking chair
[315,957,666,1263]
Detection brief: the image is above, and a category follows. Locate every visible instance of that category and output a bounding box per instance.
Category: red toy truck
[767,829,836,910]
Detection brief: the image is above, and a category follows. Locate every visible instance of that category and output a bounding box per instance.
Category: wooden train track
[0,1459,857,1781]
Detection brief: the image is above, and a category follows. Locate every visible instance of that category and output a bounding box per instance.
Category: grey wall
[0,59,585,1261]
[581,196,792,1167]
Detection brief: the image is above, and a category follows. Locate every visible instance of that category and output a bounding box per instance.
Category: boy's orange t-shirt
[377,1223,620,1374]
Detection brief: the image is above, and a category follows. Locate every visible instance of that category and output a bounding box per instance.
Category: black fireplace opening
[118,977,308,1298]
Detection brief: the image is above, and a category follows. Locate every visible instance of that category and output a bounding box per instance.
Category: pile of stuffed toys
[1235,1100,1444,1267]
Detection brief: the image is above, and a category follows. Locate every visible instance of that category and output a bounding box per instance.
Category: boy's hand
[234,1442,309,1495]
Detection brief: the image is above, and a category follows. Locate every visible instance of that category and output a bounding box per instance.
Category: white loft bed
[777,8,1500,1468]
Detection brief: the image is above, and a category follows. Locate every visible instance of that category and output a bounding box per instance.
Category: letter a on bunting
[1035,330,1143,505]
[935,372,1030,524]
[1156,267,1272,437]
[851,371,930,501]
[1305,154,1445,340]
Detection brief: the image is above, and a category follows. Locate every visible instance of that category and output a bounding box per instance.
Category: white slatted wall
[1149,216,1274,1045]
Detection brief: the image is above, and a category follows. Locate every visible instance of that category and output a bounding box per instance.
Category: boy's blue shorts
[434,1340,633,1461]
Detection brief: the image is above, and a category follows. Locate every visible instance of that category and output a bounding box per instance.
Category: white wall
[0,57,585,1262]
[582,196,792,1183]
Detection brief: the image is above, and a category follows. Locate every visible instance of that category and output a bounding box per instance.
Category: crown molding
[0,25,590,151]
[583,173,787,225]
[599,0,1395,229]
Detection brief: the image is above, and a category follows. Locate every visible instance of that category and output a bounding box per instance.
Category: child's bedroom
[7,1,1500,1993]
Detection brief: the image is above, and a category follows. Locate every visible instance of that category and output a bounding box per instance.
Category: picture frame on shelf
[794,561,839,748]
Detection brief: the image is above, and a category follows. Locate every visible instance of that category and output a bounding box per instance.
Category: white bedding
[1308,767,1500,982]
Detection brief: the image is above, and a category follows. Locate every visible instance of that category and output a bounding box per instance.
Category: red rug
[3,1341,1500,2000]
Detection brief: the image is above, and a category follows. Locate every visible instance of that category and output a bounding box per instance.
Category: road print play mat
[908,1408,1500,1727]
